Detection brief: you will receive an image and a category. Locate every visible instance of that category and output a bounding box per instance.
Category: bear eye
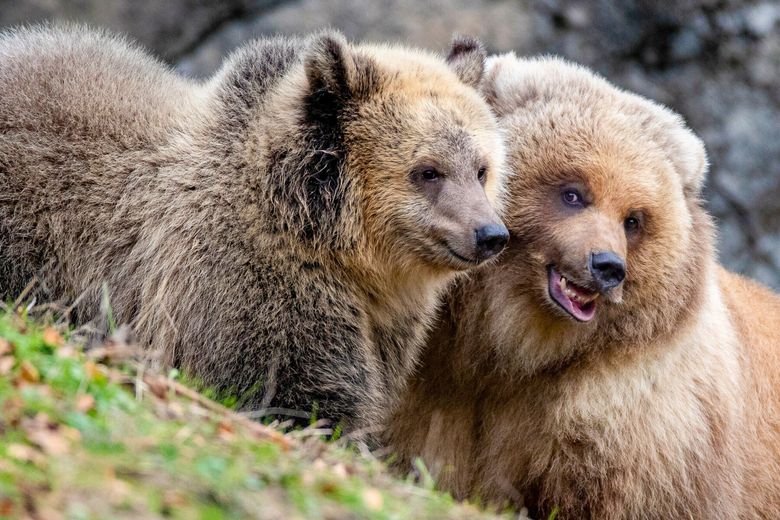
[477,166,487,183]
[624,215,641,233]
[421,168,440,182]
[561,188,584,207]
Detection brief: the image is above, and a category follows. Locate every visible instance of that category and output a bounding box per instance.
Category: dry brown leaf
[301,471,316,486]
[146,377,168,400]
[0,356,14,375]
[55,345,77,358]
[75,394,95,413]
[3,396,23,423]
[31,412,53,428]
[332,462,348,480]
[362,488,384,511]
[60,426,81,443]
[29,429,69,455]
[106,478,131,505]
[7,443,38,461]
[217,420,235,441]
[84,361,106,380]
[36,507,64,520]
[19,361,39,383]
[42,327,64,348]
[0,497,14,516]
[167,402,184,418]
[162,490,186,508]
[0,338,12,356]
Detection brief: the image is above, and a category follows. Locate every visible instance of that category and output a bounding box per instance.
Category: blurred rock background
[1,0,778,288]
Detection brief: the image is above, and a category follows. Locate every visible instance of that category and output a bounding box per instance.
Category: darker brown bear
[0,26,508,429]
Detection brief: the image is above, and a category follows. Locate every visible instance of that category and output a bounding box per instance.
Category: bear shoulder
[718,267,780,365]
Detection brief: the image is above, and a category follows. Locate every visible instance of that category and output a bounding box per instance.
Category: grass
[0,308,515,520]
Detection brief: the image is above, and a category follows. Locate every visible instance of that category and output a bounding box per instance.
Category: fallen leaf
[162,489,186,508]
[3,396,23,423]
[84,361,103,381]
[106,478,131,505]
[301,471,316,486]
[362,488,384,511]
[7,443,38,462]
[32,412,53,428]
[29,429,69,455]
[60,426,81,443]
[35,506,64,520]
[75,394,95,413]
[146,377,168,400]
[217,420,235,441]
[19,361,39,383]
[42,327,64,347]
[56,345,77,358]
[167,402,184,418]
[0,497,14,516]
[0,338,12,356]
[0,356,14,375]
[332,462,348,480]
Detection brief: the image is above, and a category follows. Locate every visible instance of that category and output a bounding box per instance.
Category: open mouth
[547,266,599,322]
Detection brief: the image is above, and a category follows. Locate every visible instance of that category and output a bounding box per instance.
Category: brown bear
[0,26,509,430]
[385,54,780,518]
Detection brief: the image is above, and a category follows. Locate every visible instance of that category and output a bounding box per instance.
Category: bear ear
[446,35,486,88]
[479,52,531,117]
[671,125,708,197]
[652,112,708,197]
[304,31,378,101]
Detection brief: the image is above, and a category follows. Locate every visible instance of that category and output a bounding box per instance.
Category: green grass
[0,309,511,520]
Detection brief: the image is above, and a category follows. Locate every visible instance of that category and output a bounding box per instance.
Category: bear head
[479,54,712,371]
[243,32,509,278]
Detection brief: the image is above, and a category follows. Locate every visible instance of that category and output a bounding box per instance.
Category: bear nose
[474,223,509,261]
[589,251,626,292]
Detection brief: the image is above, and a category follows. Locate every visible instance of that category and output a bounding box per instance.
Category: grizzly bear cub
[386,55,780,518]
[0,26,508,429]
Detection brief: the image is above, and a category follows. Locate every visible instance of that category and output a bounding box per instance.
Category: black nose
[475,223,509,261]
[589,251,626,292]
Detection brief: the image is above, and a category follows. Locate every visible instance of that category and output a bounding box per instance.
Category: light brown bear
[385,54,780,518]
[0,26,508,430]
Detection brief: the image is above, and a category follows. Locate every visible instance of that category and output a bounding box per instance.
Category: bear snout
[589,251,626,292]
[474,223,509,261]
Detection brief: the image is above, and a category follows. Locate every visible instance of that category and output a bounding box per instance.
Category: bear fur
[385,54,780,518]
[0,25,508,429]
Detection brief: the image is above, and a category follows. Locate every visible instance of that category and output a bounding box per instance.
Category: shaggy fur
[0,26,507,429]
[385,55,780,518]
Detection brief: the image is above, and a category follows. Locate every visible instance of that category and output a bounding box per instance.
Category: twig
[141,372,293,450]
[12,277,38,309]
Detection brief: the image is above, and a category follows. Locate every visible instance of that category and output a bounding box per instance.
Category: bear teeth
[559,275,599,304]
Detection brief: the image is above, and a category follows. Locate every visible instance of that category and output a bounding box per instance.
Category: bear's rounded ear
[654,115,708,197]
[446,35,486,88]
[479,52,530,118]
[673,127,708,197]
[304,31,378,101]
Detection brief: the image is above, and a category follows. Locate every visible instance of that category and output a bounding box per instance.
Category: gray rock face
[2,0,778,288]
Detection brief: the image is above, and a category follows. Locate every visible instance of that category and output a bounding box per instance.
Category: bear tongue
[548,268,597,322]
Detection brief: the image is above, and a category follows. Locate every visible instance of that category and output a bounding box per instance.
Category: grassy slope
[0,309,511,520]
